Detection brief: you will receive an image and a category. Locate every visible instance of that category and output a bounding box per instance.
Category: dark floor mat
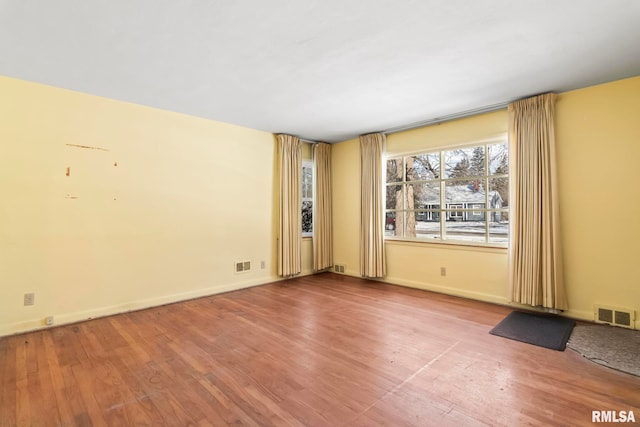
[490,310,575,351]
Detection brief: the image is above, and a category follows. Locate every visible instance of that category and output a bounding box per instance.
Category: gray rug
[567,324,640,377]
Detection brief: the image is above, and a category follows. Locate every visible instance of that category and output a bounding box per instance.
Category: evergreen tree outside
[450,157,470,179]
[469,146,485,177]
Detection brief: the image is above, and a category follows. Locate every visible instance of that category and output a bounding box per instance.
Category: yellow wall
[332,137,361,275]
[385,111,510,302]
[3,73,638,335]
[332,77,640,328]
[0,76,279,336]
[556,76,640,327]
[332,111,510,302]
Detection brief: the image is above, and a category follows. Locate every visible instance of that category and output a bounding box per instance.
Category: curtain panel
[360,133,386,278]
[277,134,302,277]
[508,93,568,310]
[313,143,333,271]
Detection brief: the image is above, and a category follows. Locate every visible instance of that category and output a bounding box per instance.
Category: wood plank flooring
[1,273,638,426]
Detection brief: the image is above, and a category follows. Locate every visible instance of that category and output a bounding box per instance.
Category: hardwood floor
[1,273,638,426]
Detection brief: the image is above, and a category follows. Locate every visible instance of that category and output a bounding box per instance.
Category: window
[385,139,509,245]
[302,161,313,236]
[449,204,464,220]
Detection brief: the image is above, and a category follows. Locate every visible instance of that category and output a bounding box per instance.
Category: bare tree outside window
[385,139,508,245]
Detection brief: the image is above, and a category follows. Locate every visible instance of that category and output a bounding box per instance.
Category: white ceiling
[1,1,639,143]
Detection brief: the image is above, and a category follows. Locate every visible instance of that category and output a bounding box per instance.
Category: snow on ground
[386,221,509,243]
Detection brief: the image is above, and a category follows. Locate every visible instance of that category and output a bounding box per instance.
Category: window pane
[302,165,313,198]
[407,182,439,210]
[385,211,399,237]
[445,180,486,206]
[386,158,403,183]
[386,185,403,210]
[407,153,439,181]
[445,216,486,242]
[489,212,509,243]
[302,201,313,233]
[415,211,440,240]
[444,146,484,178]
[404,211,417,238]
[488,143,508,175]
[488,177,508,209]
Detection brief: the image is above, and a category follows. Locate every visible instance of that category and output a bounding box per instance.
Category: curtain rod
[291,101,509,143]
[275,133,320,144]
[383,102,509,136]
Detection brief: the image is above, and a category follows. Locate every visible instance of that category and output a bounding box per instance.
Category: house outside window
[385,139,509,245]
[302,161,313,236]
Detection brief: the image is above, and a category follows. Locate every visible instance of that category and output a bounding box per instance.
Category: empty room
[1,1,639,426]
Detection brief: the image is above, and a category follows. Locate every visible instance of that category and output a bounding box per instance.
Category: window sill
[384,237,508,253]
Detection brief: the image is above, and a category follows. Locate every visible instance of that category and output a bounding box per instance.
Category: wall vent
[334,264,345,274]
[594,305,635,329]
[235,260,251,273]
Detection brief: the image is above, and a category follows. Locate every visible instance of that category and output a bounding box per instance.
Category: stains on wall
[63,143,119,201]
[65,143,110,152]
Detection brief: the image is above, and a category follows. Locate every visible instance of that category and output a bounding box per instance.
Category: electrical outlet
[45,316,54,326]
[440,267,446,277]
[24,293,35,306]
[261,260,266,269]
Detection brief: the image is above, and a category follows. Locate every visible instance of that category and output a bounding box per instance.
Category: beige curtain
[277,134,302,277]
[508,93,567,310]
[360,133,386,278]
[313,143,333,271]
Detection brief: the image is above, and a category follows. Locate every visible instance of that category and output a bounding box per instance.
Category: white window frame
[384,136,509,247]
[471,204,484,217]
[448,204,464,220]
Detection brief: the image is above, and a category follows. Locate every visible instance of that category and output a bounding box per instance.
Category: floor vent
[595,305,635,329]
[235,260,251,273]
[334,264,345,274]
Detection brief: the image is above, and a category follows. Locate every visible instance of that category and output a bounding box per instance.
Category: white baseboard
[0,276,282,337]
[341,272,597,324]
[2,272,608,337]
[380,275,509,306]
[563,308,594,323]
